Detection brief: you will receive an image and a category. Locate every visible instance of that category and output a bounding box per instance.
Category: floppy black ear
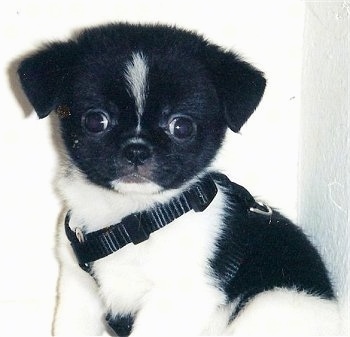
[202,45,266,132]
[17,41,78,118]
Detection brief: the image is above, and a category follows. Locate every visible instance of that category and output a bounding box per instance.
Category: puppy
[17,23,340,336]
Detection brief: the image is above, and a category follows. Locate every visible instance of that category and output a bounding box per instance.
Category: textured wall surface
[299,2,349,335]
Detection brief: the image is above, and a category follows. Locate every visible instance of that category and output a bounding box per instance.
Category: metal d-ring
[249,201,273,216]
[75,227,85,243]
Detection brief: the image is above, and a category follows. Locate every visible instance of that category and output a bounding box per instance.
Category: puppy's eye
[168,117,196,140]
[82,109,110,134]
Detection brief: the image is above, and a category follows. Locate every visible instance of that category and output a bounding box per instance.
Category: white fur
[53,168,341,336]
[53,223,105,335]
[54,168,231,335]
[124,52,148,133]
[226,288,341,336]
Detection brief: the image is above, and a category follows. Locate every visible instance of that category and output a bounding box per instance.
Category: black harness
[65,174,219,272]
[64,174,272,335]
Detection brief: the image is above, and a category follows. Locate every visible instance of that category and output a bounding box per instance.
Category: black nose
[122,143,151,166]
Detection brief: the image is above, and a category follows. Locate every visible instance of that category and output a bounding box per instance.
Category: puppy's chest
[91,197,224,313]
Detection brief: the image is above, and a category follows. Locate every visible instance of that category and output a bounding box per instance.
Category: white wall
[299,2,349,335]
[2,1,338,335]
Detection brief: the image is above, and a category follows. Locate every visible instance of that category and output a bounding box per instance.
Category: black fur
[17,23,265,189]
[210,174,334,315]
[18,23,265,126]
[106,312,134,337]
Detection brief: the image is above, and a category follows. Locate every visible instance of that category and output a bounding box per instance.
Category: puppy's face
[17,24,266,193]
[60,52,224,191]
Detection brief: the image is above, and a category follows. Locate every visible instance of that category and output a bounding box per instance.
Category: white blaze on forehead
[124,52,149,131]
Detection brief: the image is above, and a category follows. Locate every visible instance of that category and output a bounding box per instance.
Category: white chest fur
[57,170,230,335]
[94,197,225,313]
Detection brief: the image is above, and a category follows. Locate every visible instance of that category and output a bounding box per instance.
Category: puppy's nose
[122,143,151,166]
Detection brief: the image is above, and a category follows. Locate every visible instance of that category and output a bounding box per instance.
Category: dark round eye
[82,109,110,134]
[168,116,196,140]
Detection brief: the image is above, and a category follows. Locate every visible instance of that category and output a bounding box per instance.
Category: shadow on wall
[8,56,33,117]
[299,2,349,335]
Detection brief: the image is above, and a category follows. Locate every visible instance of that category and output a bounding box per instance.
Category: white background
[0,0,348,335]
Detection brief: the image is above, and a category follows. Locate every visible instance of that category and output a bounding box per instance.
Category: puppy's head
[18,24,265,193]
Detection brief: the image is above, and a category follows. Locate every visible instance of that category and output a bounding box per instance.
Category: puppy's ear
[202,45,266,132]
[17,41,78,118]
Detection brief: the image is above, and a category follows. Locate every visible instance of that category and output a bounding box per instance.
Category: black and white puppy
[17,24,340,336]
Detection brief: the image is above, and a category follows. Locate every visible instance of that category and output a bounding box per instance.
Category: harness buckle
[187,179,218,212]
[121,213,150,244]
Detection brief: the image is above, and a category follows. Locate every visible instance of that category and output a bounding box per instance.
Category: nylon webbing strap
[65,175,218,271]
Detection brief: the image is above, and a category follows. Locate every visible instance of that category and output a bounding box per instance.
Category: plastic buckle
[188,182,218,212]
[121,213,150,244]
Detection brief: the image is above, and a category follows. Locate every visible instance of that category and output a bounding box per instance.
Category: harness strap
[65,174,272,273]
[65,175,218,271]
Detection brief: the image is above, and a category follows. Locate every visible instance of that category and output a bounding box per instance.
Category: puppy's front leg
[53,227,105,335]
